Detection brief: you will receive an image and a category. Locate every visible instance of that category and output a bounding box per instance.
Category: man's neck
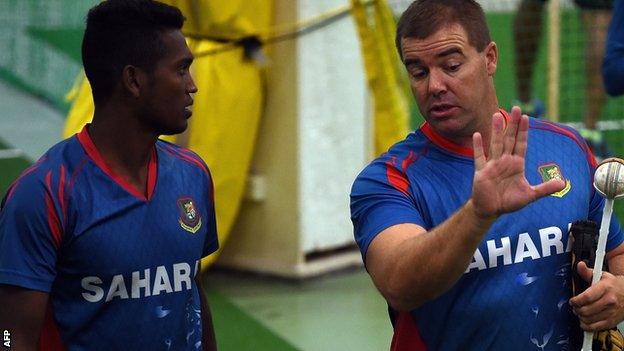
[464,89,501,152]
[446,108,501,155]
[475,105,506,155]
[89,106,158,195]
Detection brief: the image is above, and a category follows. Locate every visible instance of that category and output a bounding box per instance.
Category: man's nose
[187,75,198,94]
[427,69,447,96]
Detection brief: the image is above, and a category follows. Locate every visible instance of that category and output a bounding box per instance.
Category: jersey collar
[419,108,511,158]
[77,124,158,201]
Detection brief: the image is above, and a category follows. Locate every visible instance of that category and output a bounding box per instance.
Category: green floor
[205,269,391,351]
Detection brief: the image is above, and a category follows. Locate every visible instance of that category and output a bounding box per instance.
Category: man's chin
[159,122,188,136]
[429,119,472,139]
[429,118,458,132]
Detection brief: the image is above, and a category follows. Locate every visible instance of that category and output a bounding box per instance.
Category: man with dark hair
[0,1,218,350]
[351,0,624,349]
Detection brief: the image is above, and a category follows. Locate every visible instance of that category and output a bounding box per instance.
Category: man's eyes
[446,62,461,72]
[409,68,426,79]
[178,66,190,75]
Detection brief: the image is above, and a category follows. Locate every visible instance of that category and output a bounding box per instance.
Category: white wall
[297,0,368,252]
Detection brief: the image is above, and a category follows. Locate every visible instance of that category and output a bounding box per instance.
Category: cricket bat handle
[581,199,614,351]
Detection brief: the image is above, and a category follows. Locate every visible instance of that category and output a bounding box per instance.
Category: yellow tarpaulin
[351,0,410,155]
[64,0,273,269]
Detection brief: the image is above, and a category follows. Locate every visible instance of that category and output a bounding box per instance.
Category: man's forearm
[607,248,624,276]
[0,285,48,351]
[379,200,495,311]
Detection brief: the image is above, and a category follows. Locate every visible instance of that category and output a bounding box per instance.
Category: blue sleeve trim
[0,269,53,292]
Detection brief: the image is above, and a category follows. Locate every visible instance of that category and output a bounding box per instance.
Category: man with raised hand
[350,0,624,349]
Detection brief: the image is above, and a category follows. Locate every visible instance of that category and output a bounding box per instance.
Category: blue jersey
[350,111,624,351]
[603,0,624,96]
[0,126,218,350]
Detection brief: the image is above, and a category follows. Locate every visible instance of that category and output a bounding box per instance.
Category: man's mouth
[184,97,194,115]
[429,104,458,117]
[184,105,193,117]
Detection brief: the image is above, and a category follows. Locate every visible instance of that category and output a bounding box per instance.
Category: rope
[186,0,374,58]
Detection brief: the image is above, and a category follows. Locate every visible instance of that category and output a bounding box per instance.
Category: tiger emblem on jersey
[538,163,571,198]
[177,197,202,234]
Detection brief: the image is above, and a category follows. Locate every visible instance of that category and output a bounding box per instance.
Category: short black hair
[396,0,491,59]
[82,0,185,104]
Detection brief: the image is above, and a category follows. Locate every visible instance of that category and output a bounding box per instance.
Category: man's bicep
[365,223,426,286]
[351,167,426,260]
[0,284,49,349]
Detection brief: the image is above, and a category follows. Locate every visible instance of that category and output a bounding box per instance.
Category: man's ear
[484,41,498,76]
[121,65,146,98]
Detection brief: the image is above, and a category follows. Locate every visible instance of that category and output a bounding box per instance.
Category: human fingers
[577,307,612,326]
[473,132,486,170]
[488,112,505,159]
[580,317,618,332]
[577,260,595,283]
[502,106,521,155]
[570,270,607,308]
[513,114,529,158]
[574,295,611,322]
[530,179,567,200]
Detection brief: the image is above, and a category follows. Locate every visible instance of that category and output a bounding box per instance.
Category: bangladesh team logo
[177,197,202,234]
[538,163,571,198]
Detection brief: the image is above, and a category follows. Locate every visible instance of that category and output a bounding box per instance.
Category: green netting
[0,0,98,112]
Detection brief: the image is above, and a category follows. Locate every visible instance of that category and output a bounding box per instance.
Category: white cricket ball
[594,157,624,199]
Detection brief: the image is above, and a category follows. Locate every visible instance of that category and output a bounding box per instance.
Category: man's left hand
[570,261,624,331]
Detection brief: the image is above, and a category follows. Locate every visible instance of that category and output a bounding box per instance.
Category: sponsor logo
[81,260,201,303]
[538,163,571,198]
[465,224,572,273]
[177,197,202,233]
